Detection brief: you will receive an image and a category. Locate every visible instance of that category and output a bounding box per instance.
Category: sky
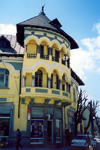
[0,0,100,115]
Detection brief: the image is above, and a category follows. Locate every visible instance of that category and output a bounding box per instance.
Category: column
[48,47,52,61]
[22,75,26,87]
[59,79,62,90]
[48,77,51,88]
[32,75,35,87]
[59,50,61,63]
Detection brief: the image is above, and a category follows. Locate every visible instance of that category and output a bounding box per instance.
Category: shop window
[35,70,42,87]
[0,69,9,88]
[30,120,43,144]
[0,118,10,136]
[56,119,61,143]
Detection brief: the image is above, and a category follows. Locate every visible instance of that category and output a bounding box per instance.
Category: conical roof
[17,12,78,49]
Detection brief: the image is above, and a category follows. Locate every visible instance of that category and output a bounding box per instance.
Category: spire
[40,5,45,15]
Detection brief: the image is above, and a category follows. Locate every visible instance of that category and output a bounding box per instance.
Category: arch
[50,39,60,49]
[66,49,70,58]
[60,44,67,53]
[24,35,39,45]
[0,62,20,73]
[23,61,70,78]
[39,37,51,46]
[50,67,60,77]
[35,66,47,74]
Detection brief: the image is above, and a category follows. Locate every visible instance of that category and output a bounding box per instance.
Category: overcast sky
[0,0,100,115]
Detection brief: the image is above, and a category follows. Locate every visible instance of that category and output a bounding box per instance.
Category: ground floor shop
[27,104,63,146]
[0,101,76,147]
[0,102,14,147]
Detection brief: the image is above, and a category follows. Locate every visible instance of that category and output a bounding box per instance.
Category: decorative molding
[23,61,70,79]
[0,62,20,73]
[52,90,60,95]
[0,98,7,101]
[35,89,48,93]
[63,92,68,97]
[26,88,31,92]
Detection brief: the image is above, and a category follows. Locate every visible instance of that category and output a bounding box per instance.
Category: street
[0,143,100,150]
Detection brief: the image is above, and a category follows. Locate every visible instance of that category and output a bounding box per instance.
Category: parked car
[71,134,97,150]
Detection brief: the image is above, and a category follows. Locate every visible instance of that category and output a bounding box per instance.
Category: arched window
[35,70,42,87]
[56,74,59,89]
[0,69,9,88]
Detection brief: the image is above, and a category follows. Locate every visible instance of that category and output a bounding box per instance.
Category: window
[56,75,59,89]
[66,83,70,93]
[40,45,44,58]
[0,118,10,136]
[35,70,42,87]
[0,40,9,48]
[56,119,61,143]
[0,69,9,88]
[73,88,76,102]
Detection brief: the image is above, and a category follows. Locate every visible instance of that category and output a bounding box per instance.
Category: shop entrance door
[47,120,53,143]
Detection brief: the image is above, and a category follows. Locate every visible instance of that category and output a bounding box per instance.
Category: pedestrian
[16,129,23,150]
[86,132,91,150]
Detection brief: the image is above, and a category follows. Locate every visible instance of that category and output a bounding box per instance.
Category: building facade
[0,8,84,147]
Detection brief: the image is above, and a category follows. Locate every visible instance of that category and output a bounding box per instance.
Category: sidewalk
[0,146,71,150]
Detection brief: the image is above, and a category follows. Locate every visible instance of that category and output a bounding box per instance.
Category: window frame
[0,69,9,88]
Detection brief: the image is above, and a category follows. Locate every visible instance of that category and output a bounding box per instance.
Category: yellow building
[0,8,84,147]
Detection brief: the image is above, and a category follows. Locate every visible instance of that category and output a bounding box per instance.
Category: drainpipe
[18,70,21,118]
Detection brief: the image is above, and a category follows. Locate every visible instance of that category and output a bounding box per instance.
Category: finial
[40,4,45,15]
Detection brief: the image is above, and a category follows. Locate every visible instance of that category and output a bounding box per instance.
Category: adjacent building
[0,8,84,147]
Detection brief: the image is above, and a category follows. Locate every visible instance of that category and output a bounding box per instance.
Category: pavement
[0,146,71,150]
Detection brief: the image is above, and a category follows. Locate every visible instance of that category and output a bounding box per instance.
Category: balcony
[21,86,71,102]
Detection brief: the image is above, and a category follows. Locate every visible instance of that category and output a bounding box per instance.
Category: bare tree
[74,89,88,136]
[84,100,99,137]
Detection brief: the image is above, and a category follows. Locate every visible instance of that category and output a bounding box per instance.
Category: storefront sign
[28,113,31,120]
[28,109,31,120]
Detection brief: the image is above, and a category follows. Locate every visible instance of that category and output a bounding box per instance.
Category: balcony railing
[27,53,37,58]
[62,59,65,65]
[52,57,59,62]
[40,55,49,60]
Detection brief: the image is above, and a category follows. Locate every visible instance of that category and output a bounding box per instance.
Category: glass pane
[35,76,38,87]
[0,69,5,73]
[47,121,52,142]
[0,74,4,87]
[0,118,10,136]
[31,120,43,138]
[5,69,9,75]
[56,119,61,143]
[5,76,8,87]
[39,76,42,87]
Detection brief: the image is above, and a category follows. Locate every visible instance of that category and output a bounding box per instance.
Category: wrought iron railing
[62,59,65,65]
[52,57,59,62]
[27,53,37,58]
